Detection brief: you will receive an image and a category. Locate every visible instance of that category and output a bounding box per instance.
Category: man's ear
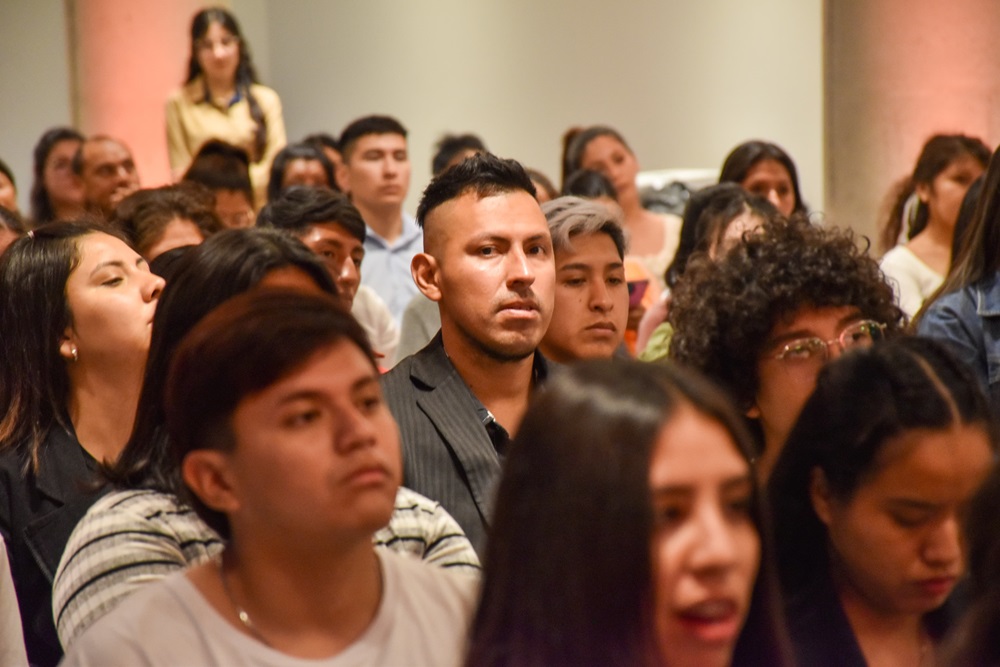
[335,161,350,193]
[809,467,835,527]
[182,450,241,516]
[411,253,442,302]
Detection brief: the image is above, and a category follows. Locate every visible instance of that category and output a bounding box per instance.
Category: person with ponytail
[166,7,287,209]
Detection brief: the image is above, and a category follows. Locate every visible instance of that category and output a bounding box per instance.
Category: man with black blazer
[381,154,555,555]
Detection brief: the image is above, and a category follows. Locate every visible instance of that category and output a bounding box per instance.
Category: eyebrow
[89,258,146,277]
[766,310,865,347]
[275,374,379,405]
[558,261,625,272]
[885,498,942,512]
[650,474,752,498]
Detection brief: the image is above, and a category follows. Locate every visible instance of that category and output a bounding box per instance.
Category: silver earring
[71,346,78,362]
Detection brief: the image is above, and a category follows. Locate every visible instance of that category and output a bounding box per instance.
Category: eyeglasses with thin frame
[769,319,886,365]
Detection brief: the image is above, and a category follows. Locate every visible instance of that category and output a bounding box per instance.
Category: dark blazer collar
[34,424,94,505]
[409,332,552,390]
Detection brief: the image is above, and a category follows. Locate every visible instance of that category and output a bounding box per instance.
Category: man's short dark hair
[181,140,254,202]
[432,133,488,176]
[303,132,340,153]
[416,153,537,227]
[668,217,905,412]
[165,290,375,540]
[338,115,407,161]
[257,186,366,243]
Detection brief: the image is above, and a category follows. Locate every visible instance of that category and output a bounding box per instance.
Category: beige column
[825,0,1000,245]
[68,0,220,188]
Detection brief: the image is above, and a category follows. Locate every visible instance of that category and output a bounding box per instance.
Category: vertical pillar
[824,0,1000,245]
[68,0,220,188]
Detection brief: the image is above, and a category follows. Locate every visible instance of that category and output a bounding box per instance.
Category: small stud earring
[71,346,78,362]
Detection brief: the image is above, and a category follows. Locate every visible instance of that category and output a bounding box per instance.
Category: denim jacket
[917,273,1000,412]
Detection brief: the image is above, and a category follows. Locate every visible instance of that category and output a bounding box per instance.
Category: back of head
[719,140,805,215]
[302,132,340,154]
[266,142,337,203]
[768,336,999,595]
[112,183,222,257]
[0,221,113,456]
[416,152,536,230]
[561,169,618,201]
[432,133,488,176]
[542,195,626,259]
[257,186,365,242]
[668,217,904,413]
[338,115,408,162]
[469,358,787,667]
[164,289,374,540]
[107,227,336,491]
[182,140,254,202]
[31,127,84,223]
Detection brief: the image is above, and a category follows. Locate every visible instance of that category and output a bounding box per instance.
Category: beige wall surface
[825,0,1000,244]
[1,1,822,221]
[233,0,824,217]
[0,0,74,214]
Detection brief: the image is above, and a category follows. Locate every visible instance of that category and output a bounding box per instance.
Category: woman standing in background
[166,7,286,208]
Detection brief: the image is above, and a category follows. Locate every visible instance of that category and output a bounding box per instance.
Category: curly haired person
[669,217,904,479]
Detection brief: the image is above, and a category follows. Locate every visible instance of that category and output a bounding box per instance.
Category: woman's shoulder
[248,83,281,104]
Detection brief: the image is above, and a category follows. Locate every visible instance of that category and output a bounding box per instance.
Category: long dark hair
[718,140,807,215]
[466,360,790,667]
[941,464,1000,665]
[29,127,84,224]
[878,134,989,253]
[663,183,779,289]
[104,228,336,493]
[0,222,121,470]
[769,337,998,610]
[186,8,267,162]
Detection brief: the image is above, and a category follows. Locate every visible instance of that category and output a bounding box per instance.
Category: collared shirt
[361,212,423,325]
[468,352,552,458]
[165,77,287,208]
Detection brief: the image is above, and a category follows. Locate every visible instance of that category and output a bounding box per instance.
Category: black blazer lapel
[409,339,500,525]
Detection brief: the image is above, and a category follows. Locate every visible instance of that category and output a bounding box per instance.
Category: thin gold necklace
[218,554,272,648]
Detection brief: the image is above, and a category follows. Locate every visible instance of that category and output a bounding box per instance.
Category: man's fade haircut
[416,152,537,228]
[257,186,366,243]
[338,115,408,162]
[668,217,905,413]
[542,196,627,260]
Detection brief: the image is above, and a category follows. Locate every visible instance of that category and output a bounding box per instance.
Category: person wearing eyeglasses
[669,217,905,481]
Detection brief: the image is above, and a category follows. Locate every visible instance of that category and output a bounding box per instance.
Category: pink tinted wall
[825,0,1000,242]
[70,0,210,188]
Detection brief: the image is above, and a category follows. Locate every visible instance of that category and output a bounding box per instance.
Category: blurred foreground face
[649,405,760,667]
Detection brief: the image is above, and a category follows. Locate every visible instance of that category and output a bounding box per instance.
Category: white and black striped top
[53,487,479,649]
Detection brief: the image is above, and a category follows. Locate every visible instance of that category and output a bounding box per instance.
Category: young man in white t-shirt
[62,290,476,666]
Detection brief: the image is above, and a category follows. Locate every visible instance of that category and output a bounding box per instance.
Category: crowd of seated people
[5,6,1000,666]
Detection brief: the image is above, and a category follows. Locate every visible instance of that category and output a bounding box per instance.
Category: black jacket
[0,426,105,666]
